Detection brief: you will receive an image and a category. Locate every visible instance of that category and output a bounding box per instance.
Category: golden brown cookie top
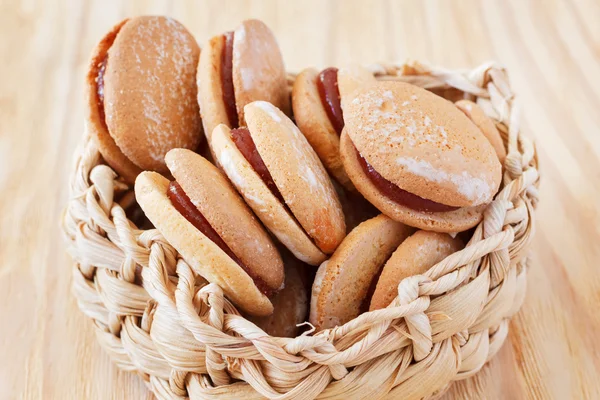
[197,19,289,146]
[344,81,501,207]
[211,123,328,266]
[197,34,228,149]
[104,16,202,173]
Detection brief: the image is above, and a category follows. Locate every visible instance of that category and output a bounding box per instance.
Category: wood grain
[1,0,599,398]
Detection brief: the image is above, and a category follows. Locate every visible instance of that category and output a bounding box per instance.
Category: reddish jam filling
[316,67,344,135]
[230,128,285,203]
[96,56,108,123]
[221,32,239,128]
[167,181,275,297]
[355,148,459,213]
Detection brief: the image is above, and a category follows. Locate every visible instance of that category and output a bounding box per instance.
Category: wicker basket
[62,60,539,400]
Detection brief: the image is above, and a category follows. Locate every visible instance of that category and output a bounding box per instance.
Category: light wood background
[1,0,599,398]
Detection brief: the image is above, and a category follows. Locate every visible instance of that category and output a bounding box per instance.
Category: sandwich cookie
[86,16,202,183]
[309,215,414,331]
[369,231,463,311]
[340,81,502,233]
[197,19,290,152]
[248,253,309,337]
[292,65,375,190]
[455,100,507,165]
[135,149,284,316]
[212,101,346,266]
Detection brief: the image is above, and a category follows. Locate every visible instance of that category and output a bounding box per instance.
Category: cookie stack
[86,16,504,337]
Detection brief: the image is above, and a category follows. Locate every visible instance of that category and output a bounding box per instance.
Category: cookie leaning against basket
[62,15,539,400]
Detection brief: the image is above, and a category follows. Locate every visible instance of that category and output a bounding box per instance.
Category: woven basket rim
[62,60,539,400]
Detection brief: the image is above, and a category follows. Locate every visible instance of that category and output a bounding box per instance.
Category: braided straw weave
[61,61,539,400]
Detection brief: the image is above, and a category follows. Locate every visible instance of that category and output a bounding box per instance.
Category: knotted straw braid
[62,61,539,400]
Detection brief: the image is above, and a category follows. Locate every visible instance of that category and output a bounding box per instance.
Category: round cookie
[87,16,202,181]
[247,102,346,253]
[165,149,284,291]
[455,100,507,165]
[197,19,290,150]
[369,231,464,311]
[135,149,285,316]
[85,19,141,183]
[292,65,375,190]
[212,124,327,265]
[340,132,487,232]
[212,101,346,265]
[341,81,502,232]
[309,215,413,331]
[248,254,309,337]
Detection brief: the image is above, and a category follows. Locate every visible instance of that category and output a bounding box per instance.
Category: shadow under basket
[62,61,539,400]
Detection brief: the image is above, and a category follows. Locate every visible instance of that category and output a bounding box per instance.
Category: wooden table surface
[2,0,600,398]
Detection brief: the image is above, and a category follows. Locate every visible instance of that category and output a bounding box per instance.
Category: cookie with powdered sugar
[212,101,346,266]
[292,65,375,190]
[86,16,202,181]
[135,149,284,316]
[340,81,502,232]
[197,19,290,154]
